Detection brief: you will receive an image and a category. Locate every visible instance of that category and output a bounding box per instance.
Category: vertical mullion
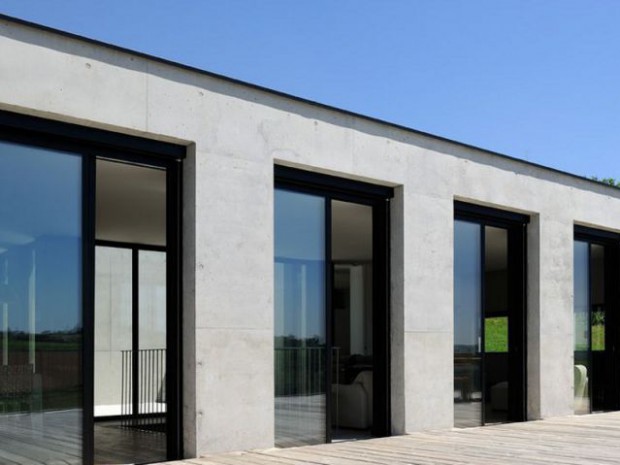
[324,197,333,443]
[82,155,96,465]
[372,198,390,437]
[132,248,139,423]
[507,223,527,422]
[610,242,620,410]
[520,223,528,420]
[480,225,486,426]
[587,242,593,413]
[166,160,183,458]
[612,242,620,410]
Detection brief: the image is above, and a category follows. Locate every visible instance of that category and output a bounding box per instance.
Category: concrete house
[1,14,620,465]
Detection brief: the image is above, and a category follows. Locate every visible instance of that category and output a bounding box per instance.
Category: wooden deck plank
[163,412,620,465]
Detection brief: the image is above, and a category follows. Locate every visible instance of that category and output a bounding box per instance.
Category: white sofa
[331,370,373,429]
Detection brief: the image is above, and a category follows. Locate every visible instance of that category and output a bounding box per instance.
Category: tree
[590,176,620,188]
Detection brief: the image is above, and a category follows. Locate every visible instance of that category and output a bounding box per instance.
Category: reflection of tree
[275,334,324,348]
[275,336,325,396]
[454,344,477,354]
[3,327,81,351]
[1,328,82,412]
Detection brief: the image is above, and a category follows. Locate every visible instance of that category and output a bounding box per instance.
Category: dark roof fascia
[0,13,613,192]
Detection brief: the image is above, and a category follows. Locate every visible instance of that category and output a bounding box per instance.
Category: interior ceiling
[485,226,507,272]
[332,200,373,262]
[96,159,166,246]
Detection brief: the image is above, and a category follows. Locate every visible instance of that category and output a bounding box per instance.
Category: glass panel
[454,220,482,427]
[590,245,605,352]
[574,240,590,414]
[483,226,509,424]
[589,244,605,411]
[94,161,168,464]
[330,200,373,440]
[274,189,326,447]
[94,247,132,418]
[138,250,167,431]
[0,141,82,464]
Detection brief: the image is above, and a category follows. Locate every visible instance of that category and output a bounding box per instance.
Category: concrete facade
[2,16,620,459]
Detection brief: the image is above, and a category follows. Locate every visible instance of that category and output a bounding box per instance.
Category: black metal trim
[507,223,527,422]
[132,248,140,422]
[275,166,394,201]
[587,242,594,414]
[455,201,530,225]
[575,225,620,242]
[95,239,166,252]
[371,198,391,437]
[0,110,185,159]
[94,412,164,422]
[166,160,183,459]
[82,152,96,465]
[480,225,486,425]
[324,199,333,444]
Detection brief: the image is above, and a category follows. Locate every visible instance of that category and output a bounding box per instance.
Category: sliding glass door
[274,167,392,447]
[574,228,620,414]
[94,245,167,464]
[0,112,184,464]
[0,141,83,464]
[453,203,527,427]
[93,158,175,464]
[454,220,483,426]
[274,189,327,447]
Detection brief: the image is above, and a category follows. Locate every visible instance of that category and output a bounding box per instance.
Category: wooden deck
[166,412,620,465]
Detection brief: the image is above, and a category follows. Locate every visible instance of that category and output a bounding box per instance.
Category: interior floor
[0,410,81,465]
[331,427,372,442]
[94,419,166,465]
[453,401,509,428]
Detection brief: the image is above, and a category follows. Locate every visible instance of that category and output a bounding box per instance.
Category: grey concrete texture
[3,18,620,456]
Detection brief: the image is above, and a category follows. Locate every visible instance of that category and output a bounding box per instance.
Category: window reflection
[453,220,482,427]
[274,189,326,447]
[0,141,82,464]
[573,241,590,414]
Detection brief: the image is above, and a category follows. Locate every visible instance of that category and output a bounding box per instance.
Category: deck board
[164,412,620,465]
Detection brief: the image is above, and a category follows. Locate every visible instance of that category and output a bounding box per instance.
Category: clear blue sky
[2,1,619,179]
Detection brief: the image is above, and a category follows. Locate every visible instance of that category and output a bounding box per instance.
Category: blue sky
[2,1,619,179]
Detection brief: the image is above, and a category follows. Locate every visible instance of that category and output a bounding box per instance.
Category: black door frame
[0,110,185,464]
[275,166,393,441]
[93,240,167,428]
[574,225,620,412]
[454,201,528,424]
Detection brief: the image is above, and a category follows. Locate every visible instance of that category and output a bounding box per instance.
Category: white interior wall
[4,18,620,456]
[94,246,132,416]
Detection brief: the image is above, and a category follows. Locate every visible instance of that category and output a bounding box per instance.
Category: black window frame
[454,201,529,425]
[275,165,393,441]
[0,110,185,464]
[574,225,620,413]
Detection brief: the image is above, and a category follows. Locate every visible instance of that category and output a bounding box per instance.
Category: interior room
[330,200,374,441]
[483,226,509,425]
[454,221,517,428]
[94,159,168,464]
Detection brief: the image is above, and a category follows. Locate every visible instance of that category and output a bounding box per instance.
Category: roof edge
[0,13,612,191]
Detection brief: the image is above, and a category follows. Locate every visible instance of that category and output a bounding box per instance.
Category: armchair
[331,370,373,429]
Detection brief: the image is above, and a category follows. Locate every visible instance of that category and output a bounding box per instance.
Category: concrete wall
[3,18,620,457]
